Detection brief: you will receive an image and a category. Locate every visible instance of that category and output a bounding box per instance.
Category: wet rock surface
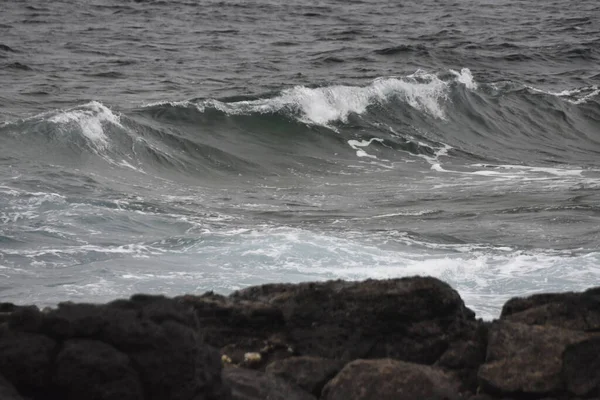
[0,277,599,399]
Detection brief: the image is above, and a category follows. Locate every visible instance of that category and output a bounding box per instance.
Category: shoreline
[1,276,599,400]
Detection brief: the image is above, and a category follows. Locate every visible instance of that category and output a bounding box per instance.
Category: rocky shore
[0,276,599,400]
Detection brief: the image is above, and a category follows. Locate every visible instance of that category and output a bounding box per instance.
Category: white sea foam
[118,160,145,173]
[1,243,166,258]
[347,138,384,159]
[408,146,590,180]
[526,84,599,105]
[3,225,598,319]
[142,100,193,108]
[351,210,437,220]
[0,188,68,224]
[49,101,122,151]
[411,142,453,171]
[471,164,584,177]
[196,228,599,319]
[450,68,478,90]
[139,69,478,127]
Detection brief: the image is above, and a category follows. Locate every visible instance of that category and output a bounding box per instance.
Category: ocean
[1,0,599,319]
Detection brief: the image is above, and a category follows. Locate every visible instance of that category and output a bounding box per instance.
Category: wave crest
[48,101,122,151]
[148,68,479,126]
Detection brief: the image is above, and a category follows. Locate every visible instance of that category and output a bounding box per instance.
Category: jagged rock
[227,277,481,365]
[223,367,316,400]
[501,287,600,331]
[321,359,461,400]
[0,295,229,400]
[180,277,485,394]
[54,339,143,400]
[562,336,600,397]
[3,279,598,400]
[478,321,590,396]
[219,333,294,369]
[265,356,345,396]
[179,292,285,349]
[0,373,24,400]
[180,292,293,369]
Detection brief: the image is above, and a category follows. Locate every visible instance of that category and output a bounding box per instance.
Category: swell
[1,69,599,183]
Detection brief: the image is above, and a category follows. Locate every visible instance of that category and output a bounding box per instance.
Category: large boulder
[265,356,345,396]
[500,287,600,331]
[180,277,486,393]
[0,295,229,400]
[321,359,461,400]
[223,367,316,400]
[478,321,591,396]
[225,277,482,364]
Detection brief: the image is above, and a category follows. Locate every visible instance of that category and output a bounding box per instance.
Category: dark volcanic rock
[5,305,44,332]
[227,277,481,364]
[265,356,345,396]
[478,321,590,396]
[321,359,461,400]
[466,395,510,400]
[0,295,229,400]
[0,373,24,400]
[501,287,600,331]
[437,337,488,392]
[223,367,316,400]
[2,278,597,400]
[180,292,290,368]
[0,332,57,394]
[180,292,285,349]
[54,339,143,400]
[180,277,486,393]
[562,336,600,397]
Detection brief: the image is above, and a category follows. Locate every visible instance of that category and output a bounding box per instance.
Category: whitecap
[48,101,122,151]
[155,69,482,127]
[526,84,599,105]
[450,67,478,90]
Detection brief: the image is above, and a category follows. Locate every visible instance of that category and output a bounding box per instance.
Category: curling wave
[2,68,599,181]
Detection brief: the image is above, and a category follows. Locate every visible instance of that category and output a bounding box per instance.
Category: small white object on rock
[221,354,232,364]
[244,352,262,364]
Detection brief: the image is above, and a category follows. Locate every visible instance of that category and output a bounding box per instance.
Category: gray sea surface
[1,0,599,318]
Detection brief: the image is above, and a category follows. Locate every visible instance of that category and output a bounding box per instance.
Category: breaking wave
[2,68,599,179]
